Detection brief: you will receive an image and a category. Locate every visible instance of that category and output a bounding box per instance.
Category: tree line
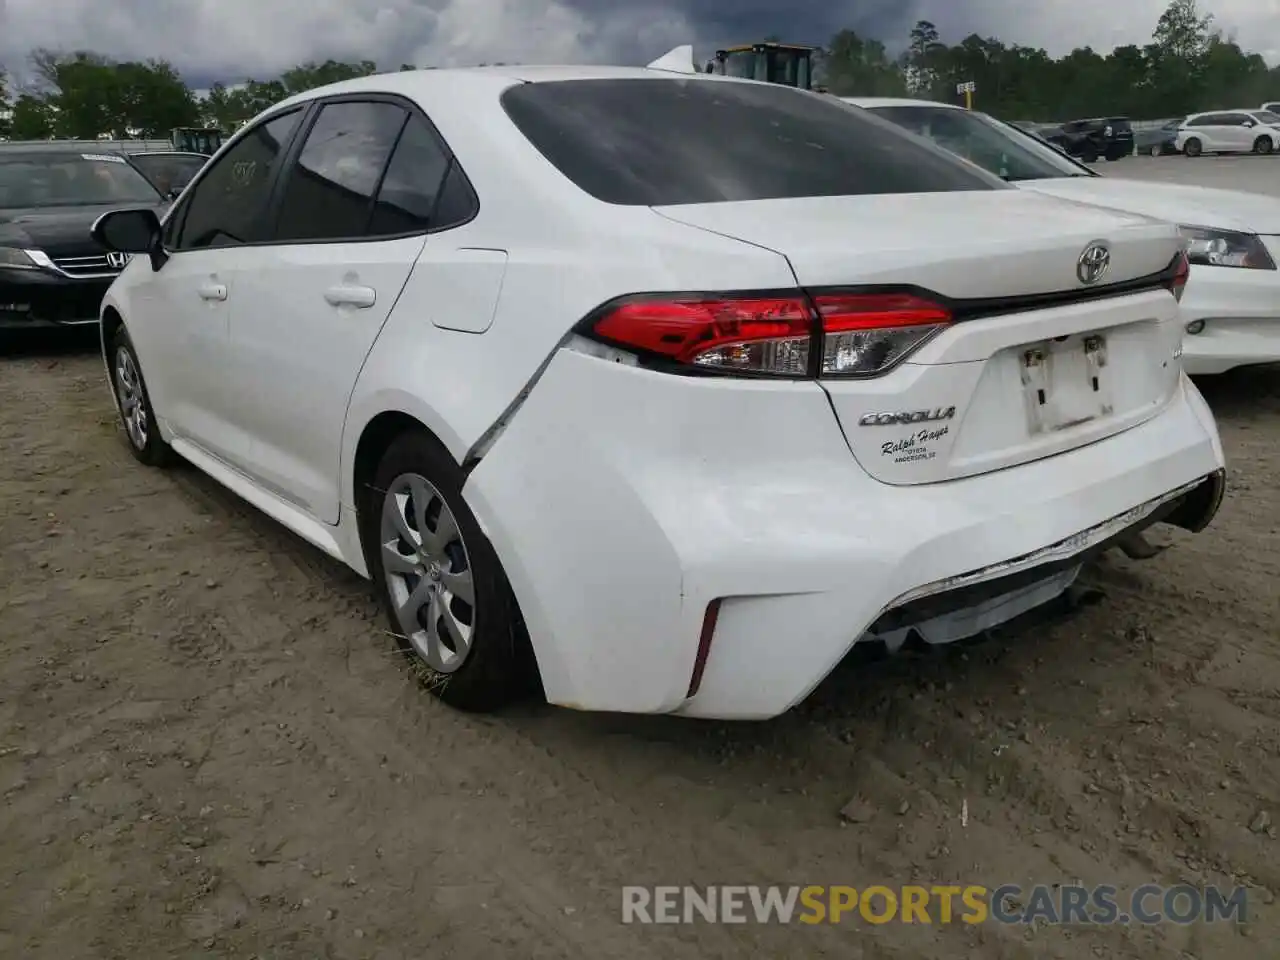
[0,0,1274,141]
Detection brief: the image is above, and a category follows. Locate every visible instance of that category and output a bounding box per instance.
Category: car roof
[268,63,751,114]
[840,96,956,110]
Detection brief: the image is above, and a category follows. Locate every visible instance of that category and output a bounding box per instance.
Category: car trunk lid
[652,190,1186,484]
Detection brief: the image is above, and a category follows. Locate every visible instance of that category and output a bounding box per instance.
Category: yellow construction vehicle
[704,42,816,90]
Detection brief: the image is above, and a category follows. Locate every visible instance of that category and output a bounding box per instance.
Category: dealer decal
[81,153,126,163]
[881,425,950,463]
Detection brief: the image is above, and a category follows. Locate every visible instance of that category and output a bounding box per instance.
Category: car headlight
[0,246,40,270]
[1178,226,1276,269]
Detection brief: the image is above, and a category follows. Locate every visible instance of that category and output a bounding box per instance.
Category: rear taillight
[589,297,813,375]
[1169,251,1190,302]
[581,290,951,379]
[813,293,951,378]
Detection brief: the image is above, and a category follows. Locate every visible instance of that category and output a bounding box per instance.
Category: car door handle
[197,283,227,301]
[324,285,376,308]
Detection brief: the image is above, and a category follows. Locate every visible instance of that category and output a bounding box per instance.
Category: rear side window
[273,101,408,242]
[366,115,470,236]
[500,78,1001,206]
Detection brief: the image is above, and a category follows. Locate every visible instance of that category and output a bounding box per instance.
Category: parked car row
[1013,105,1280,160]
[850,96,1280,377]
[3,55,1266,721]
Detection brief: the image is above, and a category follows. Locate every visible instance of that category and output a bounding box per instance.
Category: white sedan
[90,65,1224,720]
[850,97,1280,376]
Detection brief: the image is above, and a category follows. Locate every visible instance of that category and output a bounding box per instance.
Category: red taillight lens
[1169,251,1190,302]
[813,292,951,378]
[584,291,951,378]
[589,297,812,376]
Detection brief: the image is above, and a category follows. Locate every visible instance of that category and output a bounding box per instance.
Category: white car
[1174,109,1280,156]
[849,97,1280,376]
[90,66,1225,721]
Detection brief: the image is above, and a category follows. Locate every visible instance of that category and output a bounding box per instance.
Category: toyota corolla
[90,63,1225,720]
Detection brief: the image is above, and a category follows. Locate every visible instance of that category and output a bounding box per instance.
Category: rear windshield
[499,78,1002,206]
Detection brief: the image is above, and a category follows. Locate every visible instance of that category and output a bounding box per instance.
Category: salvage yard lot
[2,154,1279,960]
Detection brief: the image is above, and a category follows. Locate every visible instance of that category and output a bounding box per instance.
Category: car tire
[107,325,173,467]
[363,427,535,712]
[1253,135,1273,155]
[1183,138,1202,157]
[1080,148,1098,163]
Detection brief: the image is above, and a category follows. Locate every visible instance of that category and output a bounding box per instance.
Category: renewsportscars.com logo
[621,884,1250,926]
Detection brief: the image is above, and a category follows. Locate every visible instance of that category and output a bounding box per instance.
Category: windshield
[866,104,1094,181]
[1254,111,1280,125]
[129,154,208,194]
[501,79,1002,206]
[0,153,161,208]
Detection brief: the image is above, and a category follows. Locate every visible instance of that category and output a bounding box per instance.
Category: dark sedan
[0,150,169,330]
[1135,118,1185,156]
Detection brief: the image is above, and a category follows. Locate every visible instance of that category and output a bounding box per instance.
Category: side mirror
[91,207,166,271]
[166,187,183,201]
[1242,120,1255,128]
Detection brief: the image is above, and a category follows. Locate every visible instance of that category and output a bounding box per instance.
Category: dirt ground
[1,328,1277,960]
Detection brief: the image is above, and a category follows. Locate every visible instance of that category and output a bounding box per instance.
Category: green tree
[1152,0,1213,61]
[113,60,200,136]
[279,59,379,95]
[903,20,946,94]
[821,30,907,96]
[0,74,10,138]
[9,94,55,139]
[26,49,198,138]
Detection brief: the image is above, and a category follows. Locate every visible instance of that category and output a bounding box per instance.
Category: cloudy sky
[1,0,1276,88]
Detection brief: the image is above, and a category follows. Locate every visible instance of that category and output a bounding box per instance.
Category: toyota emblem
[1076,242,1111,285]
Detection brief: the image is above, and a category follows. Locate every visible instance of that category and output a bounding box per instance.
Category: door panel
[226,236,427,519]
[139,106,307,467]
[218,99,466,523]
[127,247,252,464]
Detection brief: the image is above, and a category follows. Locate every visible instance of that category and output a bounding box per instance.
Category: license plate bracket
[1020,333,1114,434]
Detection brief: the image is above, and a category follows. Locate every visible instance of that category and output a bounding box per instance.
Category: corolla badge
[858,406,956,426]
[1076,242,1111,285]
[106,252,132,269]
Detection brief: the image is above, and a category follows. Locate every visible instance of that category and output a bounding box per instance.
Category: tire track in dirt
[2,346,1278,959]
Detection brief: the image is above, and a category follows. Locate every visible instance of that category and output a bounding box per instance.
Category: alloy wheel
[379,472,476,673]
[114,345,148,450]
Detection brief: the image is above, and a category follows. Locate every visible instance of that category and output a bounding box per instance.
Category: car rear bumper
[1179,256,1280,375]
[464,349,1225,720]
[0,270,111,330]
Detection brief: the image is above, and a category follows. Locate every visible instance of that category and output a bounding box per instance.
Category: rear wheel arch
[351,411,542,709]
